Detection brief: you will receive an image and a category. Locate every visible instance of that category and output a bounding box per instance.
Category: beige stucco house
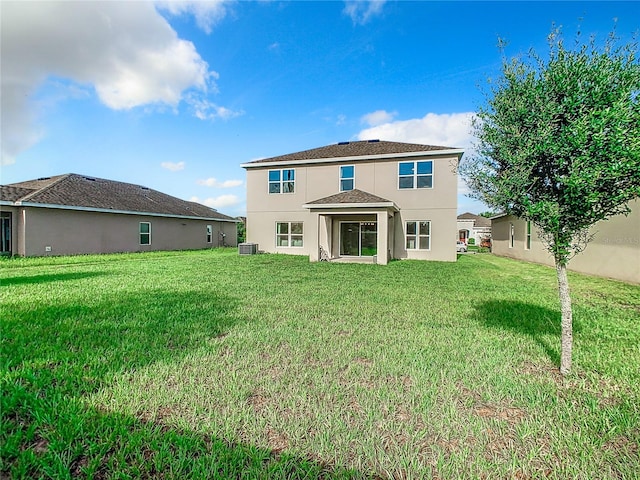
[457,212,491,245]
[241,140,464,265]
[491,199,640,284]
[0,174,238,257]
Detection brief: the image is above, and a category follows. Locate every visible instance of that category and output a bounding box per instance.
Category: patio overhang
[302,189,399,213]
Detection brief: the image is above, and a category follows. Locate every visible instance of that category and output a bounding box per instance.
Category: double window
[340,165,355,191]
[139,222,151,245]
[405,221,431,250]
[269,169,295,194]
[276,222,303,247]
[398,161,433,189]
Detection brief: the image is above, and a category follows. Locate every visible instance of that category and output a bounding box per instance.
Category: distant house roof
[1,173,237,222]
[457,212,491,227]
[241,140,463,168]
[303,189,398,210]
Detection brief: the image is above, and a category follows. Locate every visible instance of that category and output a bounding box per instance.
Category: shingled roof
[1,174,237,222]
[242,140,460,166]
[457,212,491,227]
[303,189,399,211]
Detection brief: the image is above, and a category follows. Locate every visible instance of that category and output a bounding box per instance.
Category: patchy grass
[1,249,639,479]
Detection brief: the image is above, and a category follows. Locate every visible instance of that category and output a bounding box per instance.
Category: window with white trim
[525,221,531,250]
[269,169,295,194]
[206,225,212,243]
[398,161,433,189]
[405,221,431,250]
[276,222,303,247]
[340,165,355,191]
[140,222,151,245]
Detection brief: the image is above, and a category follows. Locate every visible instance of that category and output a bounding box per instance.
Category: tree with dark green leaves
[461,29,640,376]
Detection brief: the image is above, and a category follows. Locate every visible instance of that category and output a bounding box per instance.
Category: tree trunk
[556,261,573,376]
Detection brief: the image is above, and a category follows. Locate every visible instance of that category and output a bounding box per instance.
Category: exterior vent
[83,177,96,181]
[338,141,350,145]
[238,243,258,255]
[367,139,380,143]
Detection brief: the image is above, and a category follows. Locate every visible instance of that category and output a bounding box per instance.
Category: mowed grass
[1,249,639,479]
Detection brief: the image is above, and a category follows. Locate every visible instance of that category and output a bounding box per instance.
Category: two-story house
[241,140,464,265]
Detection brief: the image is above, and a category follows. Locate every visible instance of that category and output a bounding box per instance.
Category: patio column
[310,213,321,262]
[376,210,388,265]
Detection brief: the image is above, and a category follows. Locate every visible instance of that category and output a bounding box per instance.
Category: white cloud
[197,177,243,188]
[0,1,229,164]
[187,95,244,120]
[356,111,483,211]
[191,194,241,208]
[360,109,397,127]
[156,0,230,34]
[343,0,386,25]
[161,161,186,171]
[357,112,476,149]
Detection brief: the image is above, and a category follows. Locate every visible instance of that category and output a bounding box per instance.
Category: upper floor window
[398,161,433,189]
[340,165,355,191]
[140,222,151,245]
[269,169,295,194]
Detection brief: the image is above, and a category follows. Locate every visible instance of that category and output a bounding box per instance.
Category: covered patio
[303,189,398,265]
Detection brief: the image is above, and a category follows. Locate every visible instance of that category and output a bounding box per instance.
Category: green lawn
[1,249,639,479]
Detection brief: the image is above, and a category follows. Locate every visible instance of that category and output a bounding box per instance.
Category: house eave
[11,202,239,222]
[241,148,465,169]
[303,202,399,212]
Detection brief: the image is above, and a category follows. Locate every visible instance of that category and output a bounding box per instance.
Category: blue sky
[2,1,638,216]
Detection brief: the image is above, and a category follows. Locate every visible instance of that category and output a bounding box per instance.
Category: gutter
[12,201,239,223]
[241,148,464,169]
[303,201,399,212]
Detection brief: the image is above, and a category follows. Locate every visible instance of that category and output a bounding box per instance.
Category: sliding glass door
[339,221,377,257]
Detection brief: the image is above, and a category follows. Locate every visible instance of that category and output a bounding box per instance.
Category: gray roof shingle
[0,185,37,202]
[306,189,393,206]
[1,173,237,221]
[244,140,458,166]
[457,212,491,227]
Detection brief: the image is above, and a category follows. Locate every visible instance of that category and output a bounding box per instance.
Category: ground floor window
[406,221,431,250]
[340,221,377,256]
[1,212,11,254]
[206,225,212,243]
[276,222,303,247]
[525,221,531,250]
[140,222,151,245]
[509,223,515,248]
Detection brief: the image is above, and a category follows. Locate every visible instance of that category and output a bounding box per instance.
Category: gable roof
[242,140,463,168]
[303,189,398,210]
[1,173,237,222]
[457,212,491,227]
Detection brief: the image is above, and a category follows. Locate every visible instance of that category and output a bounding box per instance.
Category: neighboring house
[457,212,491,245]
[491,199,640,284]
[0,173,238,257]
[241,140,464,264]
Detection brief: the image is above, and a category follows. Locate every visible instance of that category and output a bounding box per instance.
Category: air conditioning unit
[238,243,258,255]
